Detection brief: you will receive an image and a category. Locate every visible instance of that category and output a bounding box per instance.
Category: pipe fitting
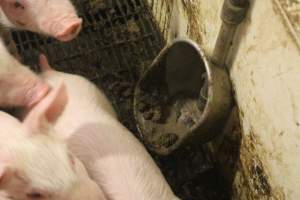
[221,0,249,25]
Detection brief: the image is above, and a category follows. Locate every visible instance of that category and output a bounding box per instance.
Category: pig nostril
[70,25,79,34]
[56,21,82,41]
[27,192,44,199]
[68,24,79,35]
[14,1,25,9]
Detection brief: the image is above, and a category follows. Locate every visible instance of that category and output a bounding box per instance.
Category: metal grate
[11,0,164,131]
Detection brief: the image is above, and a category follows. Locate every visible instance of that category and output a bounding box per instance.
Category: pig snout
[42,17,82,42]
[0,0,82,42]
[55,18,82,42]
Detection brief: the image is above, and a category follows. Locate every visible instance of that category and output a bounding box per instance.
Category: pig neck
[42,71,177,199]
[57,94,176,199]
[42,70,117,139]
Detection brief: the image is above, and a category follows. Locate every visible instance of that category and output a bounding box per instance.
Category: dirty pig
[34,55,180,200]
[0,81,106,200]
[0,0,82,41]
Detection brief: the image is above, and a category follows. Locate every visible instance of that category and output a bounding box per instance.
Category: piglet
[0,0,82,107]
[38,54,180,200]
[0,0,82,42]
[0,80,107,200]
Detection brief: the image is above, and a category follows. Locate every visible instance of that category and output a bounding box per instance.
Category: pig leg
[0,38,49,108]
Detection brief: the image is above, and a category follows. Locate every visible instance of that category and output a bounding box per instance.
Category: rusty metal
[134,39,232,155]
[212,0,249,67]
[133,0,249,155]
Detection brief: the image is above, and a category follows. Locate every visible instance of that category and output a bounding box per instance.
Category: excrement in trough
[9,0,230,199]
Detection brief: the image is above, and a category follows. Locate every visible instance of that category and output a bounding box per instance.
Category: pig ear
[0,0,28,17]
[23,80,68,134]
[39,54,53,72]
[0,151,13,183]
[0,0,29,28]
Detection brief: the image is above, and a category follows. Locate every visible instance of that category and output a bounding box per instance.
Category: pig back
[41,70,117,138]
[68,118,178,200]
[42,70,178,199]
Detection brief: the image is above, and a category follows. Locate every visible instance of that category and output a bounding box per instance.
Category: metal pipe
[212,0,249,68]
[231,0,249,7]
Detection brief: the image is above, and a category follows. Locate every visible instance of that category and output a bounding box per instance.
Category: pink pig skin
[0,0,82,42]
[0,38,49,108]
[0,81,106,200]
[39,54,180,200]
[0,0,81,107]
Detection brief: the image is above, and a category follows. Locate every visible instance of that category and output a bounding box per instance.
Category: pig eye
[27,192,44,199]
[14,0,25,9]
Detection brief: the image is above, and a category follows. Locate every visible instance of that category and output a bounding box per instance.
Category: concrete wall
[150,0,300,199]
[230,1,300,199]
